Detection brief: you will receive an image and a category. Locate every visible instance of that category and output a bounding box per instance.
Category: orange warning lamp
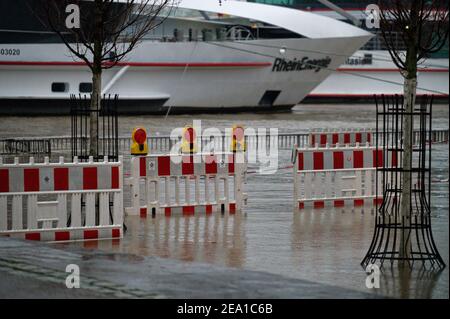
[131,127,148,156]
[181,125,197,154]
[231,125,246,152]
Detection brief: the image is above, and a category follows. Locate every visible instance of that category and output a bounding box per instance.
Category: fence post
[293,145,298,209]
[129,156,140,216]
[234,151,244,211]
[114,155,124,226]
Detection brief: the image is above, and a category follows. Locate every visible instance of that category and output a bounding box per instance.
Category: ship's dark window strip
[79,83,93,93]
[249,0,374,10]
[257,27,305,39]
[52,82,69,93]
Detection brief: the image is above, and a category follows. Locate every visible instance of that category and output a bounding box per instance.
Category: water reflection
[290,207,376,286]
[118,213,246,268]
[379,267,445,298]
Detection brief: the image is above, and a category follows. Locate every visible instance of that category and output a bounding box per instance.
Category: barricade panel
[126,152,246,216]
[0,156,124,242]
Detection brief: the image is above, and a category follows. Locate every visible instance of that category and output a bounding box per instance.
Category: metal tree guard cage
[362,94,445,269]
[70,94,119,162]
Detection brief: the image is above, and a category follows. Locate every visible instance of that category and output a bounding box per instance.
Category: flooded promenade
[0,104,448,298]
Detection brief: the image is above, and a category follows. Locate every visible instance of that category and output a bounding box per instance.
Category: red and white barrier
[125,152,246,216]
[293,143,394,209]
[309,129,373,148]
[0,156,124,242]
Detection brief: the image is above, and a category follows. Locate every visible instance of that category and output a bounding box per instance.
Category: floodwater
[0,104,448,299]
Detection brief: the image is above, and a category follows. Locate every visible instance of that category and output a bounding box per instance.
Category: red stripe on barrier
[355,133,362,144]
[112,228,121,238]
[111,166,119,189]
[311,135,315,146]
[158,156,171,176]
[24,168,39,192]
[333,151,344,169]
[55,231,70,241]
[354,199,364,207]
[25,233,40,241]
[205,155,218,174]
[344,133,351,144]
[140,208,147,218]
[165,207,172,216]
[182,156,194,175]
[373,197,383,205]
[332,133,339,145]
[314,201,325,208]
[139,157,146,177]
[182,206,195,216]
[54,167,69,191]
[0,169,9,192]
[391,151,398,167]
[367,133,372,144]
[320,134,327,146]
[84,229,99,240]
[334,200,345,207]
[83,167,98,190]
[313,152,324,170]
[353,150,364,168]
[373,149,383,167]
[228,154,235,174]
[206,205,213,215]
[229,203,236,214]
[298,202,305,210]
[298,152,304,171]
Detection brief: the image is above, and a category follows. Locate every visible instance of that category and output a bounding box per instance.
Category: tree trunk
[89,70,102,157]
[89,0,103,158]
[399,48,418,266]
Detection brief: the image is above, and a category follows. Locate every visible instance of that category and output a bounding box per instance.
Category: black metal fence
[70,94,119,162]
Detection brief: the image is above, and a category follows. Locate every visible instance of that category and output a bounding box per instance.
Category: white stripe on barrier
[125,152,246,216]
[0,156,124,242]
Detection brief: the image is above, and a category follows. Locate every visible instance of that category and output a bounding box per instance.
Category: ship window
[79,82,93,93]
[259,90,281,106]
[51,82,69,93]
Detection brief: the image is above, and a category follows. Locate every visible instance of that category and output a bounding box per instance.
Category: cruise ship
[247,0,449,103]
[0,0,372,114]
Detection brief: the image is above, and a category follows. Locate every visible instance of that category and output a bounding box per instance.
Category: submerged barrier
[125,152,246,217]
[293,143,396,209]
[0,156,124,242]
[309,129,373,147]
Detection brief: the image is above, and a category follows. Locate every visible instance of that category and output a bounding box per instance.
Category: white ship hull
[307,51,449,102]
[0,0,372,114]
[0,38,370,114]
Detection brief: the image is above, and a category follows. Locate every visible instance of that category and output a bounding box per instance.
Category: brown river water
[0,104,448,298]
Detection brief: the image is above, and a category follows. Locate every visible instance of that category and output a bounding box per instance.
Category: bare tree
[33,0,176,157]
[377,0,449,263]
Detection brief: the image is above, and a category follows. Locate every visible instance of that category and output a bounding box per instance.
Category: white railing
[1,130,447,157]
